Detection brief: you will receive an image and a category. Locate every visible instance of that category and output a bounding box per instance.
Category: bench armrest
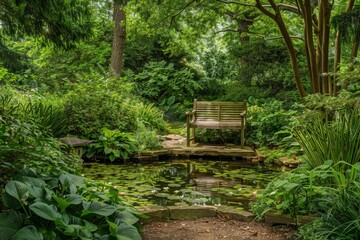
[239,110,247,116]
[185,110,196,116]
[186,110,196,125]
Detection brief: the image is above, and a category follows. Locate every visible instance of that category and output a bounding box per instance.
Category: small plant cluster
[85,128,138,162]
[0,168,142,240]
[247,98,297,147]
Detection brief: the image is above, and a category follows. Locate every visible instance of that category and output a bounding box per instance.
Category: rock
[168,206,217,220]
[216,206,255,222]
[137,206,170,223]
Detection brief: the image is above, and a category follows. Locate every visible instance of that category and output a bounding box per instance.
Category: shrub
[63,78,137,138]
[247,98,297,147]
[85,128,138,162]
[134,122,162,151]
[250,162,334,220]
[0,115,80,190]
[0,168,142,240]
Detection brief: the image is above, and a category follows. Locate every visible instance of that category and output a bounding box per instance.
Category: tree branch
[265,36,304,41]
[215,0,255,7]
[255,0,276,19]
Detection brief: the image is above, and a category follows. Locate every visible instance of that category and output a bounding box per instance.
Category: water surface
[82,160,284,210]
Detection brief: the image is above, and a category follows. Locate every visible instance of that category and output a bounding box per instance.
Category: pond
[82,160,286,210]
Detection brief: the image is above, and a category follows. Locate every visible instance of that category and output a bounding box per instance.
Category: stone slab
[216,206,255,222]
[264,213,318,225]
[137,206,170,223]
[168,206,217,220]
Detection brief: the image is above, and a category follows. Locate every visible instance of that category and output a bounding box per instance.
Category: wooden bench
[185,99,247,148]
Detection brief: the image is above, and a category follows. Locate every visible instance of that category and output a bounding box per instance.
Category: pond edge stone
[137,205,255,223]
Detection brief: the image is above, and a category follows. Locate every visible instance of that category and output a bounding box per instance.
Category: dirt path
[141,217,296,240]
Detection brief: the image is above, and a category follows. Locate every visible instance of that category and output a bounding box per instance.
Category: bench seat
[189,121,244,129]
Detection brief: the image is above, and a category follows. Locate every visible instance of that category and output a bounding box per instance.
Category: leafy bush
[0,168,142,240]
[134,122,162,151]
[0,115,80,190]
[250,162,335,220]
[131,61,201,119]
[247,98,297,147]
[63,78,137,138]
[133,61,200,103]
[85,128,138,162]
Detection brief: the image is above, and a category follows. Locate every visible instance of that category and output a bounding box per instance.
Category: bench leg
[241,127,245,148]
[187,126,190,147]
[192,128,196,144]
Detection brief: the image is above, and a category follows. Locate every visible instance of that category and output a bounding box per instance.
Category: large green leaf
[115,223,141,240]
[2,193,22,209]
[11,225,43,240]
[5,181,29,202]
[20,176,46,188]
[0,211,24,240]
[28,186,45,200]
[114,210,139,225]
[30,202,61,221]
[82,201,117,217]
[52,194,83,213]
[59,173,84,188]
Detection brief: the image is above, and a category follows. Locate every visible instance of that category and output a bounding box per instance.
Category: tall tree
[110,0,127,77]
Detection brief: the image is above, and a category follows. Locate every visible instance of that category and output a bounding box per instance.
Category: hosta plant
[85,128,138,162]
[0,168,143,240]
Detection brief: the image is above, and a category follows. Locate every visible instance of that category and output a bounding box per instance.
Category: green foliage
[0,0,94,49]
[247,98,297,147]
[293,108,360,171]
[332,6,360,44]
[131,61,201,117]
[134,122,162,151]
[251,162,338,220]
[0,168,142,240]
[63,77,137,138]
[20,100,66,137]
[256,147,301,164]
[85,128,138,162]
[136,102,168,133]
[298,165,360,239]
[0,88,80,189]
[1,87,67,137]
[194,129,241,145]
[0,115,80,190]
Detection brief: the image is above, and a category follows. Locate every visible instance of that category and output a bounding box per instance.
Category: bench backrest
[194,100,246,122]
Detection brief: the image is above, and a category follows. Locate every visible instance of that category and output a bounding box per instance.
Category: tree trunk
[110,0,126,77]
[302,0,319,93]
[333,0,355,95]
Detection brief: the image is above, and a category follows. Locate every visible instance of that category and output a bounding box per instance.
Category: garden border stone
[137,205,255,223]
